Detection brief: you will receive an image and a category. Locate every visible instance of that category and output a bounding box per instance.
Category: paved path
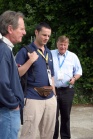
[19,106,93,139]
[69,106,93,139]
[58,106,93,139]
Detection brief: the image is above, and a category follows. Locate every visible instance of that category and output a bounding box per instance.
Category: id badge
[57,69,64,80]
[47,69,52,86]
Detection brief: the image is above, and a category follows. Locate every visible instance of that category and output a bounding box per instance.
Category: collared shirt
[0,33,14,51]
[51,49,82,88]
[0,33,2,39]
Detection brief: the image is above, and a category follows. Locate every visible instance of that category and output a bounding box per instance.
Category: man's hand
[28,51,39,64]
[14,105,20,110]
[69,77,76,85]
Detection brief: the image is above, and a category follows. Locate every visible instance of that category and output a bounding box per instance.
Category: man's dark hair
[35,22,51,32]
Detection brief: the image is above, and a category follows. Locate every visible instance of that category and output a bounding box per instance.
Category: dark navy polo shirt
[15,42,54,100]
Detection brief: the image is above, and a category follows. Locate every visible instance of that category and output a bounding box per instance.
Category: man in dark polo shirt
[15,22,57,139]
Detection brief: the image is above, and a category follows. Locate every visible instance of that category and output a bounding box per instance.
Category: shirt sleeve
[0,56,19,108]
[15,47,28,65]
[73,54,82,76]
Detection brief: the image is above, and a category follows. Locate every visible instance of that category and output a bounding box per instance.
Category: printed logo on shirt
[49,59,52,61]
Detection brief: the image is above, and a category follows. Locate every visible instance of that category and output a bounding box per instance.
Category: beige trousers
[20,96,57,139]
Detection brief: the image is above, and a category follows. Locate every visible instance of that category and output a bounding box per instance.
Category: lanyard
[37,49,48,65]
[37,49,52,85]
[58,52,67,68]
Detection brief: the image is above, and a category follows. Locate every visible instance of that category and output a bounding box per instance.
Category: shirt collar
[57,49,67,57]
[0,34,14,51]
[0,33,2,39]
[32,42,48,53]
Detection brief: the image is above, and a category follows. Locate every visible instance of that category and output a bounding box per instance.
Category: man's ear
[35,30,38,36]
[7,25,13,34]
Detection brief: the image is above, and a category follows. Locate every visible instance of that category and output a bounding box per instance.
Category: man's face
[8,17,26,44]
[35,27,51,46]
[57,41,69,55]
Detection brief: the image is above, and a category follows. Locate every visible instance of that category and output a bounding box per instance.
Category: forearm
[69,74,82,85]
[18,59,33,77]
[52,77,56,95]
[73,74,81,81]
[18,51,39,77]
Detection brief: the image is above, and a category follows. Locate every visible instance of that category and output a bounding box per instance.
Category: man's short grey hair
[0,10,24,36]
[57,35,69,44]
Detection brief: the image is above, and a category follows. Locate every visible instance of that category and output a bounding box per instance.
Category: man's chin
[18,39,22,43]
[60,51,65,55]
[43,42,47,45]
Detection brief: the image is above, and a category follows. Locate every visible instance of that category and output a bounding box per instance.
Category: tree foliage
[0,0,93,103]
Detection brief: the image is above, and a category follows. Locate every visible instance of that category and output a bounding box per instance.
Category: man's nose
[24,30,26,35]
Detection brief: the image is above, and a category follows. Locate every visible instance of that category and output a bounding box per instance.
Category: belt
[55,86,70,90]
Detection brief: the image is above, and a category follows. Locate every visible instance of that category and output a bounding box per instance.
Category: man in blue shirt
[15,22,57,139]
[0,10,26,139]
[51,35,82,139]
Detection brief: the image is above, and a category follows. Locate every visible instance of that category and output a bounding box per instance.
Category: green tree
[0,0,93,104]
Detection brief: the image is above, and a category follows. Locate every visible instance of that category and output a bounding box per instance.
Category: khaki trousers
[20,96,57,139]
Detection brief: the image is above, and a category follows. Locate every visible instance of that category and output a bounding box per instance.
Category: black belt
[55,86,70,90]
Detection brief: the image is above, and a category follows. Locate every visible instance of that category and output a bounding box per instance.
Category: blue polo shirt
[15,42,54,100]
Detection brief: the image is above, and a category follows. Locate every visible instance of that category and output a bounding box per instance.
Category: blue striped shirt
[51,49,82,88]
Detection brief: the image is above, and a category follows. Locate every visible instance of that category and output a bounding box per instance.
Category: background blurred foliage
[0,0,93,104]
